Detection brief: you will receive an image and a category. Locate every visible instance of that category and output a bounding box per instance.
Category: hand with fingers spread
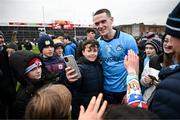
[124,50,139,75]
[65,67,79,82]
[78,93,108,120]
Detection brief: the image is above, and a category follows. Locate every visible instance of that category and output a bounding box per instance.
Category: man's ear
[110,17,114,22]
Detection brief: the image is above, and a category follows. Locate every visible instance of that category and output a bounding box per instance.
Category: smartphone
[64,55,81,79]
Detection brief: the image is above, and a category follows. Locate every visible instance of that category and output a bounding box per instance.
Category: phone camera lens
[64,57,68,62]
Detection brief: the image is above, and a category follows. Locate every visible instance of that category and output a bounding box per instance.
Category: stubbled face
[87,32,96,41]
[55,46,64,56]
[0,35,4,47]
[27,67,42,82]
[145,44,157,57]
[170,36,180,54]
[93,13,113,37]
[82,44,98,62]
[163,35,174,54]
[42,46,54,57]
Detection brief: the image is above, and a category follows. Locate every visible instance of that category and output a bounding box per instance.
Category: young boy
[38,35,67,84]
[65,40,104,119]
[9,50,55,118]
[54,42,64,58]
[25,84,72,119]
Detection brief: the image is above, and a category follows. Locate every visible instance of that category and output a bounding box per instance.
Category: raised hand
[124,49,139,75]
[78,93,108,120]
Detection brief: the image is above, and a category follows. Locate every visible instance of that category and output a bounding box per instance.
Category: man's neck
[103,29,116,40]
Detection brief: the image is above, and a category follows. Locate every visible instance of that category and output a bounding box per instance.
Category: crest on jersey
[116,45,122,51]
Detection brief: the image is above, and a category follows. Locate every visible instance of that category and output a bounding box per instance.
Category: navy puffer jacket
[150,64,180,119]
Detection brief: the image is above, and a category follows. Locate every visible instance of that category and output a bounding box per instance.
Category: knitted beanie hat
[165,3,180,38]
[145,39,162,54]
[25,58,42,74]
[38,35,54,52]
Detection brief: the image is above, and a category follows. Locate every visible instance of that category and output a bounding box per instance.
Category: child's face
[55,46,63,56]
[27,67,42,82]
[42,46,54,57]
[82,44,98,62]
[87,32,96,41]
[145,44,156,57]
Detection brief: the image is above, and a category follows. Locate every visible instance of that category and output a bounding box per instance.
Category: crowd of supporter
[0,2,180,119]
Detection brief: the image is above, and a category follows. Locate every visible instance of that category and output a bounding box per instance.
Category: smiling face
[93,12,113,38]
[163,35,174,54]
[82,44,98,62]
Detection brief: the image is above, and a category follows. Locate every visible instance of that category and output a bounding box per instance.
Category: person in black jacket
[149,3,180,119]
[9,50,55,119]
[0,31,16,119]
[66,40,104,119]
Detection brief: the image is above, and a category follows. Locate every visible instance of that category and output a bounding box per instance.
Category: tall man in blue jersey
[93,8,138,104]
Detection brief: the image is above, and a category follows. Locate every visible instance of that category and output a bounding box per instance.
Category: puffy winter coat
[150,64,180,119]
[9,50,55,118]
[71,56,104,118]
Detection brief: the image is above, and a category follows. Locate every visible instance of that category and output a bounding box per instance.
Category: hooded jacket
[9,50,55,118]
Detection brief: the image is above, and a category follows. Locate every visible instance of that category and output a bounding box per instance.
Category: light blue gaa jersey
[97,31,138,92]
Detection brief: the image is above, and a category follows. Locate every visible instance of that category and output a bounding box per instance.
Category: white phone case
[64,55,81,79]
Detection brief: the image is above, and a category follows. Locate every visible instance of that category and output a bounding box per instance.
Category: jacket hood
[9,50,45,85]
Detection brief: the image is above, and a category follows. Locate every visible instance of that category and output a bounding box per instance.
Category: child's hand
[78,93,107,120]
[65,67,79,82]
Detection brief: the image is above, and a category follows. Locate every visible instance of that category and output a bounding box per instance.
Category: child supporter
[38,35,67,84]
[65,40,104,119]
[54,42,64,58]
[9,50,55,118]
[25,84,72,119]
[140,34,176,104]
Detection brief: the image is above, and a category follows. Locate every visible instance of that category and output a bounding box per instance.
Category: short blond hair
[25,84,72,119]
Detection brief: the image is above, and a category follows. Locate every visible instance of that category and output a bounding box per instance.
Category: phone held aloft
[64,55,81,79]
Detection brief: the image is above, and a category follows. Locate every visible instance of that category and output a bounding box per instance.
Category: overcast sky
[0,0,179,25]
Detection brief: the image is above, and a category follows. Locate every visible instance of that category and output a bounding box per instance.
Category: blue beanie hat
[165,3,180,38]
[38,35,54,52]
